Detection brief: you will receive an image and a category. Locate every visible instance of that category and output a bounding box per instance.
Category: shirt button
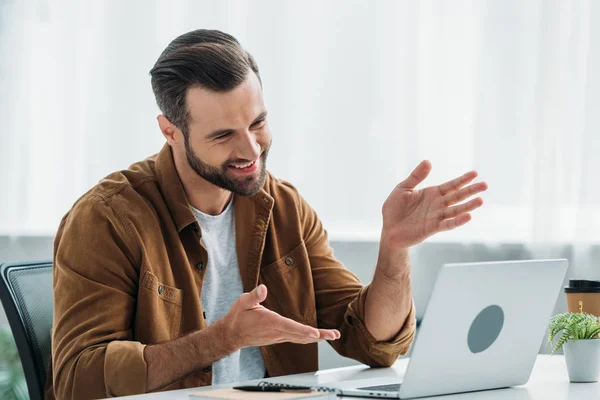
[203,366,212,373]
[192,224,199,233]
[262,197,269,204]
[158,285,164,295]
[285,257,294,266]
[197,261,206,271]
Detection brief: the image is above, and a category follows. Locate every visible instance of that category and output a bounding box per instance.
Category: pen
[233,385,313,393]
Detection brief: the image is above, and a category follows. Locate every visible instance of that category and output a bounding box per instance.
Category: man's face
[182,72,272,197]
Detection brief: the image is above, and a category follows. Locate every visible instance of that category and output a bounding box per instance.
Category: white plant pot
[563,339,600,382]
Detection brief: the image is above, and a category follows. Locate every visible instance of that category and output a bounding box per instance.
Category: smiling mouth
[230,161,255,169]
[227,160,258,174]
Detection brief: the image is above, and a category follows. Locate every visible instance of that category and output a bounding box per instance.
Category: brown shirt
[48,144,416,399]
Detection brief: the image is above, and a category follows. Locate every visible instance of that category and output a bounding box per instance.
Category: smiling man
[48,29,487,399]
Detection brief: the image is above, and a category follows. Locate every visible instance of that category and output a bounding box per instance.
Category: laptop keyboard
[358,384,402,392]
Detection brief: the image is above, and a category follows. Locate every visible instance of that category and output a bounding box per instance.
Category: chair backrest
[0,261,53,400]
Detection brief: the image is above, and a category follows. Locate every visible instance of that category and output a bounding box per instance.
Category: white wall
[1,0,600,248]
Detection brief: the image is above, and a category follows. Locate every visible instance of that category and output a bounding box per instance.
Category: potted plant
[547,312,600,382]
[0,326,27,400]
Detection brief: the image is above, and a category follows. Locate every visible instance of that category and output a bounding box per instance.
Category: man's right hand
[223,284,341,350]
[145,284,341,392]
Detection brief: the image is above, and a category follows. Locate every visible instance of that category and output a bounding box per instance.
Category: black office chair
[0,261,53,400]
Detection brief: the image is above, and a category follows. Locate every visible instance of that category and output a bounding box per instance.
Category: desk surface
[120,355,599,399]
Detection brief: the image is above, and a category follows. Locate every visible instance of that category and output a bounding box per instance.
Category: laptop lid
[336,259,568,399]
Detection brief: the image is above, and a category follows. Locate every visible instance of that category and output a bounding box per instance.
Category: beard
[184,138,270,197]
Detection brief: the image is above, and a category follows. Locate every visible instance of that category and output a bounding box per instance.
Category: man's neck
[173,152,232,216]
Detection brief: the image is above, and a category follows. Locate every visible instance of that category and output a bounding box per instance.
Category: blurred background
[1,0,599,394]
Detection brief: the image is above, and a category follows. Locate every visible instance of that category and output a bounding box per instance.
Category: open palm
[382,160,488,248]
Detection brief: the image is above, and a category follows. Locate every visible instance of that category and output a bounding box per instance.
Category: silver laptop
[332,259,568,399]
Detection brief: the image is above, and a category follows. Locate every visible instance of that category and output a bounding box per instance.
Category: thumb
[397,160,432,190]
[239,284,268,309]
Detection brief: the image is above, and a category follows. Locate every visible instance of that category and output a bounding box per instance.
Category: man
[48,29,487,399]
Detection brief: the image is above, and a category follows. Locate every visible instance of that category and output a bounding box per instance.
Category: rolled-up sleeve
[104,341,147,396]
[344,285,416,366]
[51,195,147,399]
[296,188,416,367]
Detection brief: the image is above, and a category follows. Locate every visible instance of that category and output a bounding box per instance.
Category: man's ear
[157,115,183,145]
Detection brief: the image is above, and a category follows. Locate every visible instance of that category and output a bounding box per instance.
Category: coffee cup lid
[565,279,600,293]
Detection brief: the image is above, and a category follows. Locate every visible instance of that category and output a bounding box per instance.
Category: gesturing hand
[223,284,340,350]
[381,160,488,249]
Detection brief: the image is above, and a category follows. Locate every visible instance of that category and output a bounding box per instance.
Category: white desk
[120,355,599,399]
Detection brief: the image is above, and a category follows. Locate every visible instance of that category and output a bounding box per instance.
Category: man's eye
[253,119,266,128]
[216,132,232,140]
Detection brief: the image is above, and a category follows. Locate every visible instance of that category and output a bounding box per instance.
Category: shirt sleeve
[51,195,148,399]
[298,190,416,367]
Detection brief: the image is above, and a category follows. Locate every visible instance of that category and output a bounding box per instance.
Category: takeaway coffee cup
[565,279,600,317]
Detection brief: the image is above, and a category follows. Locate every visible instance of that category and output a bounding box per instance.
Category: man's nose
[235,130,261,160]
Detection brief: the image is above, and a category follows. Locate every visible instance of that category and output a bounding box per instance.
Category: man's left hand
[381,160,488,250]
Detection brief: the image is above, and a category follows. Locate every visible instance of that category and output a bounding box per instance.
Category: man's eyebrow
[205,111,268,141]
[251,111,268,125]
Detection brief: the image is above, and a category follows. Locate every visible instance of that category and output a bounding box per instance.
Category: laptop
[331,259,568,399]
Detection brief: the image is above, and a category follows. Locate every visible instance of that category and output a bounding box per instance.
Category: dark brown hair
[150,29,260,136]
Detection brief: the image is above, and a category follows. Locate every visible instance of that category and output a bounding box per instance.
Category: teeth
[232,161,254,169]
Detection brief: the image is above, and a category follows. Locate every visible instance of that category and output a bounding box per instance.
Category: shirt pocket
[138,270,183,341]
[260,241,316,325]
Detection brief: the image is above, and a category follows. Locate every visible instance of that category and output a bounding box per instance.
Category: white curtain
[1,0,599,272]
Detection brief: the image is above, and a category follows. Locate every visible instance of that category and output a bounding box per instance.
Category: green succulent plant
[0,326,28,400]
[547,312,600,355]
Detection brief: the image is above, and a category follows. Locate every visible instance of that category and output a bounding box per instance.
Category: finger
[273,314,321,338]
[397,160,432,190]
[238,284,268,309]
[440,197,484,220]
[438,170,478,196]
[287,329,340,343]
[439,213,472,232]
[442,181,488,207]
[273,329,340,344]
[272,332,325,345]
[317,329,341,340]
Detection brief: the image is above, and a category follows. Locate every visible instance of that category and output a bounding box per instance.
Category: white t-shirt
[192,197,266,385]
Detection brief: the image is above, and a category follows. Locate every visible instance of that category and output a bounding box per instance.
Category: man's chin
[228,173,266,197]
